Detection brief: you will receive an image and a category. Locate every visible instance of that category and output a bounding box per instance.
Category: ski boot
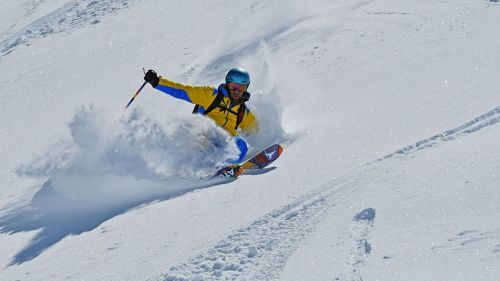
[216,164,245,178]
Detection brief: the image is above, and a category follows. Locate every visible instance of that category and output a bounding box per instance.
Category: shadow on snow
[0,177,234,266]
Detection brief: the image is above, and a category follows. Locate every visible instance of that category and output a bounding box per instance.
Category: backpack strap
[204,91,225,115]
[192,84,249,130]
[235,102,246,129]
[192,85,225,115]
[192,104,200,114]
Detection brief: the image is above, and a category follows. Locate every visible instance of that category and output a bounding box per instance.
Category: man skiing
[143,67,258,177]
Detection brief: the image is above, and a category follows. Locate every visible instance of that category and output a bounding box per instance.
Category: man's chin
[230,94,242,100]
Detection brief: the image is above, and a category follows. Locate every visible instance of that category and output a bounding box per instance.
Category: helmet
[225,68,250,86]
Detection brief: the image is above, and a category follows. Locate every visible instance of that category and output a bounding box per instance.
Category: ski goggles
[227,82,248,92]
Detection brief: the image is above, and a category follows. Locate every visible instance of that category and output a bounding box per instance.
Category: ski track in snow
[158,174,367,281]
[0,0,141,57]
[347,208,376,281]
[157,105,500,280]
[430,228,500,254]
[374,105,500,162]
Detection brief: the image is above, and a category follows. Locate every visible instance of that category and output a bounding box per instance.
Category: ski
[214,144,284,178]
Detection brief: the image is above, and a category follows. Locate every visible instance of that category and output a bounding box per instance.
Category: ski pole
[124,81,147,110]
[125,69,149,110]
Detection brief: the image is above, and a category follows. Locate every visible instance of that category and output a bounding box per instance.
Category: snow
[1,0,500,280]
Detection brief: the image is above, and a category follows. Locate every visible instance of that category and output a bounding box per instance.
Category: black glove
[144,69,160,87]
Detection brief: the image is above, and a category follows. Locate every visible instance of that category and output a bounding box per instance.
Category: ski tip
[267,144,284,157]
[276,144,283,157]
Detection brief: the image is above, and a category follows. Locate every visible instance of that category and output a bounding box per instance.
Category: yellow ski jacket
[154,77,258,136]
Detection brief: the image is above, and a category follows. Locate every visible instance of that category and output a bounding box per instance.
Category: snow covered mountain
[1,0,500,280]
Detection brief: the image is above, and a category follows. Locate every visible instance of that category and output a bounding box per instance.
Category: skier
[143,67,258,177]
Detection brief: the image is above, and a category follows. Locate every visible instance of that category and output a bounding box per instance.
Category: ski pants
[232,136,248,164]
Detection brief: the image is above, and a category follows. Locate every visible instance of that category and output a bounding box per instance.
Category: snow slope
[1,0,499,280]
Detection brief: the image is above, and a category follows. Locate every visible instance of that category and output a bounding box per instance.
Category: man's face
[227,82,248,100]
